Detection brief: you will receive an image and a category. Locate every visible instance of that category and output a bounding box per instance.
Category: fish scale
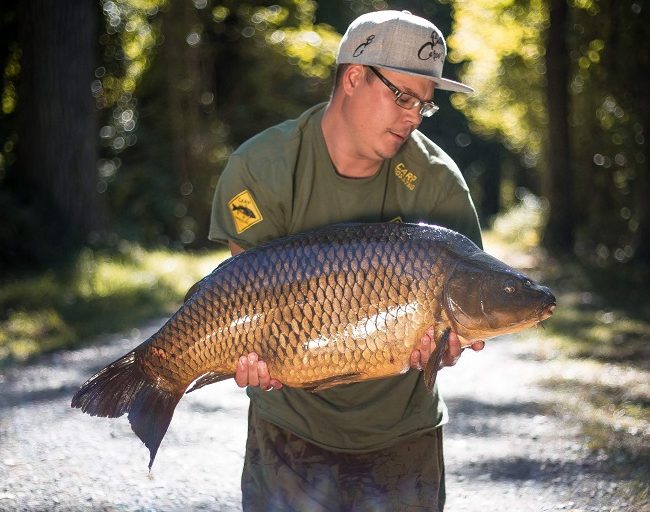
[71,221,556,468]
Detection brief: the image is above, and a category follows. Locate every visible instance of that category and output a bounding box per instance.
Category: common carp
[71,222,555,468]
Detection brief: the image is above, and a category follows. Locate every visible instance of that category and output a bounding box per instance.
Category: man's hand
[410,326,485,370]
[234,353,283,391]
[230,243,284,391]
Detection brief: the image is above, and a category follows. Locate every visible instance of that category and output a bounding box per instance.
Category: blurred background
[0,0,648,507]
[1,0,649,370]
[2,0,648,262]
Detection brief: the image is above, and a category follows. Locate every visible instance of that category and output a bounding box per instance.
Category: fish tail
[71,350,183,469]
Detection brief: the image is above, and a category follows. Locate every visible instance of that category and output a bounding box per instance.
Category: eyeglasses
[368,66,439,118]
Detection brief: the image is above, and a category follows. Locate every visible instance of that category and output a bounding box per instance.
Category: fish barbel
[71,222,556,467]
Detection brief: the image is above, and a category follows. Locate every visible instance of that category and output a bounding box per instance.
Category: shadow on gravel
[460,455,615,483]
[444,398,546,437]
[446,398,545,418]
[0,334,136,411]
[187,402,229,414]
[0,383,79,409]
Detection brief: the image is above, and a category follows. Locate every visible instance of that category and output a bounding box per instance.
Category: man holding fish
[210,9,485,511]
[72,10,555,509]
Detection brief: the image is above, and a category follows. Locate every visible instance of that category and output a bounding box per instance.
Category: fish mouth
[538,300,556,321]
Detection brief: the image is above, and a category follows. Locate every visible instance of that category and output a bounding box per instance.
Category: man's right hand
[229,244,283,391]
[235,353,283,391]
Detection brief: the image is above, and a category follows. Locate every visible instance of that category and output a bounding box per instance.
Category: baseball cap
[336,10,473,94]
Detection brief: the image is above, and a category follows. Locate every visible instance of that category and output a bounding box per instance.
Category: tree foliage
[94,0,340,247]
[2,0,647,269]
[450,0,649,263]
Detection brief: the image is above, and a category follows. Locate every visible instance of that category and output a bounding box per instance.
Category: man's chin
[377,145,403,160]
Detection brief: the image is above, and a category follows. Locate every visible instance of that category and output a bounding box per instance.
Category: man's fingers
[410,350,422,371]
[420,335,432,360]
[442,331,463,367]
[234,356,248,388]
[257,361,272,390]
[470,340,485,351]
[247,353,260,387]
[234,353,282,390]
[411,327,435,370]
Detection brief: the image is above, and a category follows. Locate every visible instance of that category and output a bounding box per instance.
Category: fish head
[442,251,556,342]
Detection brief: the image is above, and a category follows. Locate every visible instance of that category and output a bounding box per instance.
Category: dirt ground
[0,318,645,511]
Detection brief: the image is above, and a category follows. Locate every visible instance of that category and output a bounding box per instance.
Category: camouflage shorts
[241,405,446,512]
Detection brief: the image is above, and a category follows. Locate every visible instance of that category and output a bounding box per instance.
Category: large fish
[71,222,555,468]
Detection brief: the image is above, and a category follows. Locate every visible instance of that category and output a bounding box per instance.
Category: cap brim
[375,65,474,94]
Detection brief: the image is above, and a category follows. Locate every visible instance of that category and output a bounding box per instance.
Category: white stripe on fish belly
[302,301,420,352]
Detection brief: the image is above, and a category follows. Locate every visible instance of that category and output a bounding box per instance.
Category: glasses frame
[367,66,439,118]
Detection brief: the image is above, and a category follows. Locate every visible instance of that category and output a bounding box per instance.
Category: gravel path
[0,320,644,511]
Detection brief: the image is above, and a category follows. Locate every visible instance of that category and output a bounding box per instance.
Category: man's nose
[404,106,423,127]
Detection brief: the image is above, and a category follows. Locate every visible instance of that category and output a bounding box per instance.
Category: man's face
[347,66,436,161]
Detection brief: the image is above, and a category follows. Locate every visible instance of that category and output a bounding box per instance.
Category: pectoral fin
[302,373,364,392]
[186,371,232,393]
[423,328,450,391]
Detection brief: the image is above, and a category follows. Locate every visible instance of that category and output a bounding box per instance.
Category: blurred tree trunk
[619,5,650,263]
[160,1,216,246]
[543,0,574,252]
[636,106,650,262]
[17,0,106,236]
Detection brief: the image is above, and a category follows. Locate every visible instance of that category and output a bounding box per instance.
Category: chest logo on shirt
[394,163,417,191]
[228,189,263,234]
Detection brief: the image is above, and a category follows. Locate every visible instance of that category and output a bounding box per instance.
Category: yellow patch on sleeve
[228,190,263,234]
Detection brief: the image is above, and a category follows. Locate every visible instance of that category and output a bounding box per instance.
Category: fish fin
[183,279,202,302]
[71,350,183,470]
[186,372,232,393]
[301,373,364,392]
[423,327,450,391]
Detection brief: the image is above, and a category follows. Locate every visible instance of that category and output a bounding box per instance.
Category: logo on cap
[418,31,444,61]
[353,35,375,57]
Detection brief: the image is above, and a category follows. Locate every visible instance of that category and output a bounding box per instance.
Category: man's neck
[321,102,382,179]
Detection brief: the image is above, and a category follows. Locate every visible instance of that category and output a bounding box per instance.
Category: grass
[0,243,229,366]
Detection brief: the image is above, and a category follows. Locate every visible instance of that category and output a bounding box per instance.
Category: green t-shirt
[209,103,482,452]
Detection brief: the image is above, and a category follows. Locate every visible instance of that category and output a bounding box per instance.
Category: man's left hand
[410,326,485,370]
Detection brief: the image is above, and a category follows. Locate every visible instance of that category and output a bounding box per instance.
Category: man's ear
[341,64,366,95]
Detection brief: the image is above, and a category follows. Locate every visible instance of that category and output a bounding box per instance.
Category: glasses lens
[394,93,439,118]
[395,94,420,110]
[420,102,439,118]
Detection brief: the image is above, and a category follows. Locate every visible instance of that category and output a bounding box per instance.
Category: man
[209,10,484,511]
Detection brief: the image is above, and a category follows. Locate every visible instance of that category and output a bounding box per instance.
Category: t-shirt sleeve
[208,152,288,249]
[404,132,482,248]
[430,186,483,249]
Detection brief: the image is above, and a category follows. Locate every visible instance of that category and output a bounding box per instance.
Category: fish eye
[504,280,516,294]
